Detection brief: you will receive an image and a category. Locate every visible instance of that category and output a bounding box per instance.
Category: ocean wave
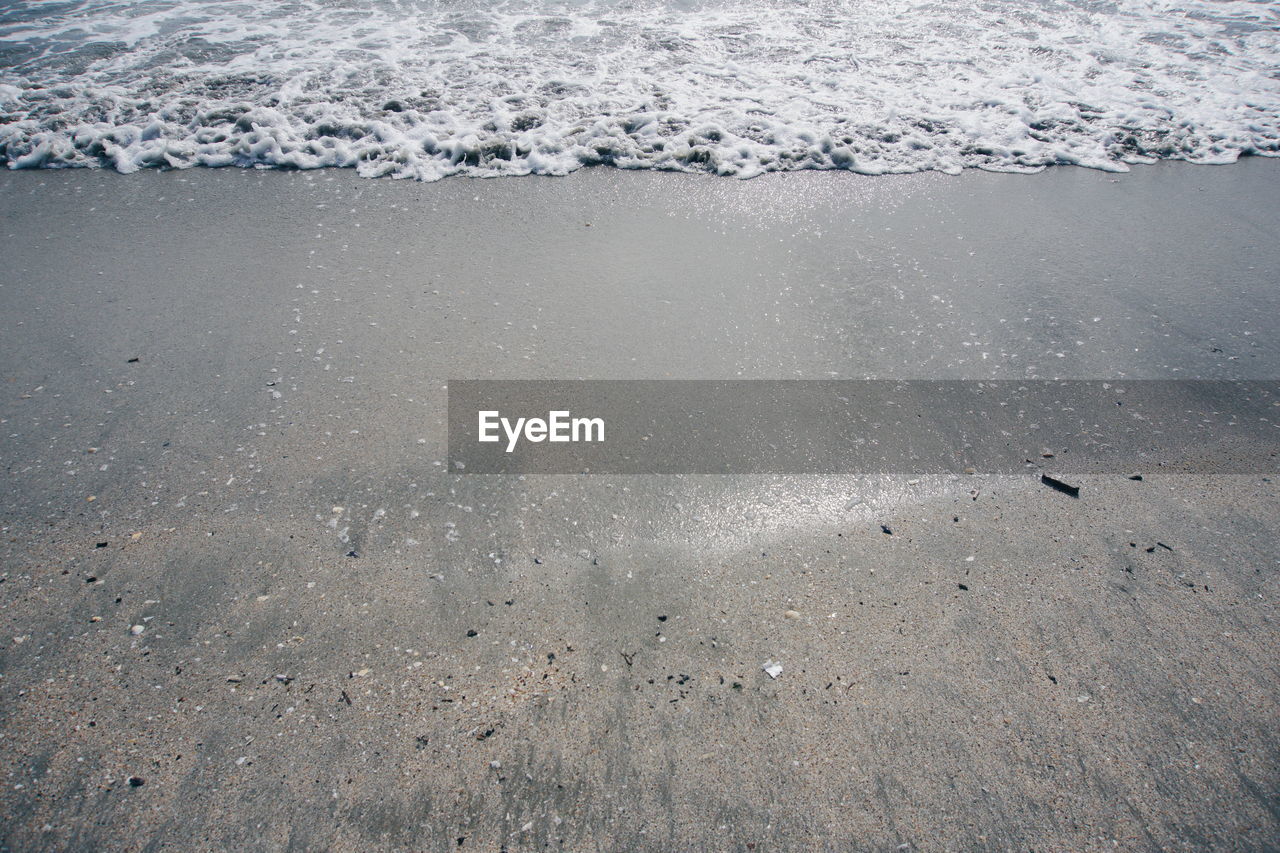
[1,0,1278,179]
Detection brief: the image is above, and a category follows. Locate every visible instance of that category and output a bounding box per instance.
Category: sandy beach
[1,160,1278,850]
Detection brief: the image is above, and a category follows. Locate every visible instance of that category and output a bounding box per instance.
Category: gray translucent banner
[446,380,1280,474]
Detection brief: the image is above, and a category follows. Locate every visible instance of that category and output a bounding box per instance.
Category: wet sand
[0,161,1278,851]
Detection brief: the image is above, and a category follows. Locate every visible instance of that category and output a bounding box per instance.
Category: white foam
[1,0,1277,179]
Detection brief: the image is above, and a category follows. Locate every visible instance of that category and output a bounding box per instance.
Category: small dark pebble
[127,357,139,363]
[533,557,543,564]
[881,525,893,535]
[1128,474,1143,481]
[85,576,97,583]
[95,542,108,549]
[128,776,144,787]
[957,583,969,590]
[346,550,359,558]
[466,629,478,637]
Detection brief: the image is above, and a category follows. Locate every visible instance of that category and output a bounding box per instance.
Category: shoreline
[5,148,1280,183]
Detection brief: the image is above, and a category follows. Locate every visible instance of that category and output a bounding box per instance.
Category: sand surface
[0,161,1278,851]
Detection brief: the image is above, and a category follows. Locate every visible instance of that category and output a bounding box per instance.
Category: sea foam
[1,0,1277,180]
